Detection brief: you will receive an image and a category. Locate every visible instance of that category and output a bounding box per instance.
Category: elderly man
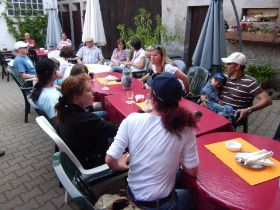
[76,37,104,64]
[24,33,35,48]
[13,41,36,80]
[202,52,272,122]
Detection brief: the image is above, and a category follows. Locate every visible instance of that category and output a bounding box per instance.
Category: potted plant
[117,8,177,50]
[245,64,278,88]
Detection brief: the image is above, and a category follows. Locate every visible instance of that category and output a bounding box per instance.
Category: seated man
[57,32,72,50]
[24,33,35,48]
[76,37,104,64]
[13,41,36,80]
[201,52,272,123]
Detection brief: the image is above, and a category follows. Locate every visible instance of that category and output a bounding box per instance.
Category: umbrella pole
[230,0,242,52]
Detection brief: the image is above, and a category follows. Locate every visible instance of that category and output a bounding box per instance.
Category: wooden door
[185,6,208,68]
[72,3,83,49]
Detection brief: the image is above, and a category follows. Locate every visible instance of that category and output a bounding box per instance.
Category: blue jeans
[127,186,192,210]
[91,111,107,119]
[111,66,123,72]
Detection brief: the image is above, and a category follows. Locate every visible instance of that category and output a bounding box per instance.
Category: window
[6,0,44,16]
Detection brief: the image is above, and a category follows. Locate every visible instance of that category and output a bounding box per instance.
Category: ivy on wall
[1,3,48,48]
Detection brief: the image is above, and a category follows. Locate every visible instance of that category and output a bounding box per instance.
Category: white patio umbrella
[45,0,62,48]
[82,0,106,46]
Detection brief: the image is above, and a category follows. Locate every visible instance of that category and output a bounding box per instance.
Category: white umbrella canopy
[45,0,62,48]
[82,0,106,46]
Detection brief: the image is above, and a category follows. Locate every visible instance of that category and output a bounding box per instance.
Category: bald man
[24,33,35,48]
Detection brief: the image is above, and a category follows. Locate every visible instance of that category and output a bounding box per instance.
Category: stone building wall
[162,0,280,68]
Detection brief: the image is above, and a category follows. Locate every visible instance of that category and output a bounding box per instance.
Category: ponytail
[152,93,197,138]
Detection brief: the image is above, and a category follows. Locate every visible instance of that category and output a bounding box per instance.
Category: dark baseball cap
[213,73,227,85]
[151,72,182,102]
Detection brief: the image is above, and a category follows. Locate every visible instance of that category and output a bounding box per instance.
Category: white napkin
[243,149,274,165]
[105,75,118,81]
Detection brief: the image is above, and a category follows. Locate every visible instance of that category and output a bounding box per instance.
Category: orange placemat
[136,102,146,109]
[205,138,280,185]
[96,78,122,85]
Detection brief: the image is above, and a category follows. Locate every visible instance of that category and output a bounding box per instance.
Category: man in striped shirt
[218,52,272,122]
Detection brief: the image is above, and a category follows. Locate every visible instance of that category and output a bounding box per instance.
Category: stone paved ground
[0,75,279,210]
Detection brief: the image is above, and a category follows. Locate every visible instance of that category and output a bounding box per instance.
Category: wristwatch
[247,107,253,114]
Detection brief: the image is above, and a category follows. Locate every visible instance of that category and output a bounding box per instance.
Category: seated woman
[56,45,74,80]
[31,58,61,123]
[55,74,118,169]
[121,38,146,73]
[110,38,130,72]
[106,72,199,210]
[147,45,189,92]
[69,63,106,119]
[70,63,89,76]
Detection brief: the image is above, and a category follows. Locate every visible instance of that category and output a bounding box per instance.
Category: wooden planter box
[225,32,280,44]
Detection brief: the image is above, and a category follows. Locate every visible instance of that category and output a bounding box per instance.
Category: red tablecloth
[183,132,280,210]
[104,95,233,136]
[92,72,146,106]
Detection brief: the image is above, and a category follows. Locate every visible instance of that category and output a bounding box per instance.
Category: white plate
[235,152,266,170]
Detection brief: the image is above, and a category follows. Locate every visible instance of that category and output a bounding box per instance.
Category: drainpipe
[230,0,242,52]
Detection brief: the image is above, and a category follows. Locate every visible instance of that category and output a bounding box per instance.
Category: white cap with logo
[221,52,247,65]
[14,41,29,50]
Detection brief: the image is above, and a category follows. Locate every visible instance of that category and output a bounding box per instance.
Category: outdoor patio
[0,76,279,210]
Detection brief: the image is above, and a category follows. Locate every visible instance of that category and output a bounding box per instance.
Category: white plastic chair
[36,116,109,176]
[36,116,114,203]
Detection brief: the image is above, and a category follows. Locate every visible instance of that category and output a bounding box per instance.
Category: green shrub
[117,8,177,49]
[1,3,47,48]
[245,64,278,84]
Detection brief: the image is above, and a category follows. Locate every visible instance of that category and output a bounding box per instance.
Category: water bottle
[121,65,132,89]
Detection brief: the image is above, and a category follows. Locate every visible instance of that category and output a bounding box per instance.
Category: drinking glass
[126,91,134,102]
[101,78,109,90]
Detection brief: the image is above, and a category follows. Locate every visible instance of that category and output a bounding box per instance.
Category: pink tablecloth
[104,95,233,136]
[183,132,280,210]
[92,72,146,106]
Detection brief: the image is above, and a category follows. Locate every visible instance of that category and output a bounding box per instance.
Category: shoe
[0,150,5,156]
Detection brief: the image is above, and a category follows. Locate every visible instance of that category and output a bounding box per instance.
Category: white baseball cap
[221,52,247,65]
[14,41,29,50]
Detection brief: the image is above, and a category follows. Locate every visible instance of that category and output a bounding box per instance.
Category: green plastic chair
[185,66,209,103]
[52,152,96,209]
[7,66,33,122]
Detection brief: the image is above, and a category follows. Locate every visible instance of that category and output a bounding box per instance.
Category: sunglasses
[226,63,236,66]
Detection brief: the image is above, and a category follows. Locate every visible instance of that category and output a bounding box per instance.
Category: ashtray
[135,94,145,103]
[225,140,242,152]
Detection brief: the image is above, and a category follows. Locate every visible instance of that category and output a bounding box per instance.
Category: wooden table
[183,132,280,210]
[104,94,233,136]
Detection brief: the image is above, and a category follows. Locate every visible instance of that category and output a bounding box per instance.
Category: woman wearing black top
[55,74,118,169]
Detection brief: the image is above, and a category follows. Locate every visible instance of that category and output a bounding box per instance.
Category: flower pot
[225,32,279,43]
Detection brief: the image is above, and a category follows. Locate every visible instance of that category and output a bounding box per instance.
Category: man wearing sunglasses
[202,52,272,123]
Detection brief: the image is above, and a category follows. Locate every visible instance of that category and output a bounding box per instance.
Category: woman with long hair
[55,74,118,168]
[106,72,199,210]
[148,45,189,92]
[31,58,61,121]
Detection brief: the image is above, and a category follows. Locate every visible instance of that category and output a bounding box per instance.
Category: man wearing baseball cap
[202,52,272,124]
[76,37,104,64]
[13,41,36,80]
